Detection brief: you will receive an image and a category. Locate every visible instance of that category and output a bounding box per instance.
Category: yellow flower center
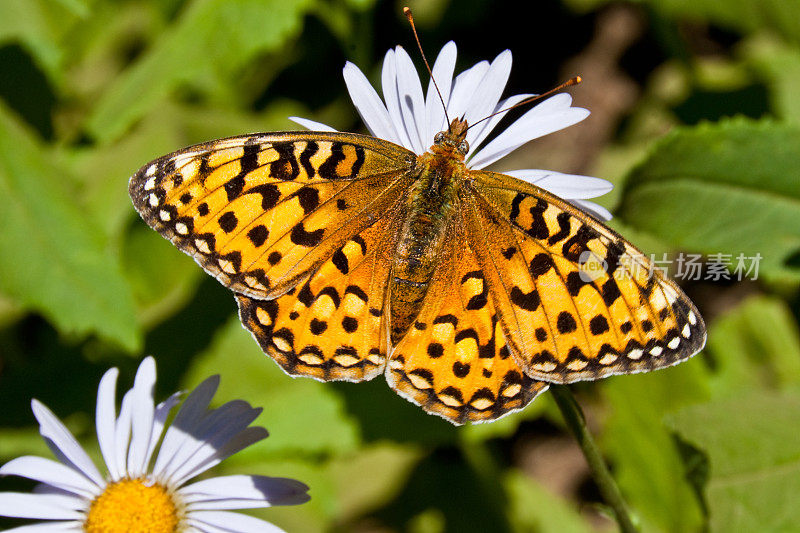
[84,478,181,533]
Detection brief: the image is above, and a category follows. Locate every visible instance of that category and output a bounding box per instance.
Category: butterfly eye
[458,140,469,154]
[434,132,445,143]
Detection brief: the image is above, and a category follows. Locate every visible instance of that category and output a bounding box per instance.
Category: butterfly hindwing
[129,132,416,299]
[387,218,548,424]
[465,171,706,383]
[236,203,406,382]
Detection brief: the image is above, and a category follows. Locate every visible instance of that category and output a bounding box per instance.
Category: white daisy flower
[0,357,309,532]
[291,41,613,220]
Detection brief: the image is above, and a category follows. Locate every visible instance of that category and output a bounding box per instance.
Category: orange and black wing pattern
[129,132,416,299]
[464,171,705,384]
[387,218,548,423]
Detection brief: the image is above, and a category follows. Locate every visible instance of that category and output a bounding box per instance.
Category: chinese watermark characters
[578,251,762,283]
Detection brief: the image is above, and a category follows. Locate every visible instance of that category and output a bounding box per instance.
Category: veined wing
[387,216,548,424]
[129,131,416,299]
[236,204,406,382]
[463,171,706,383]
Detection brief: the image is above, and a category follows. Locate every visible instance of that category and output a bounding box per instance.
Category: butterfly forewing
[129,132,416,299]
[466,171,706,383]
[387,218,548,423]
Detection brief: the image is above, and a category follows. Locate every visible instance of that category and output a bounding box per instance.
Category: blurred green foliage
[1,0,799,531]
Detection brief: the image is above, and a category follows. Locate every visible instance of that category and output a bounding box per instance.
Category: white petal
[467,93,532,158]
[175,427,267,487]
[186,511,285,533]
[425,41,457,142]
[463,50,512,134]
[341,62,397,142]
[30,401,103,488]
[168,427,267,489]
[571,199,613,221]
[95,367,119,480]
[112,388,133,480]
[168,406,265,486]
[531,91,575,112]
[144,391,182,471]
[127,357,156,477]
[381,49,414,150]
[447,61,489,121]
[152,375,219,479]
[287,117,337,132]
[180,475,309,509]
[500,170,613,199]
[394,46,426,153]
[0,457,99,499]
[163,399,258,479]
[469,96,590,169]
[0,493,85,520]
[4,521,83,532]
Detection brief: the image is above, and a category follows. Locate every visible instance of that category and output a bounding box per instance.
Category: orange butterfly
[130,41,705,424]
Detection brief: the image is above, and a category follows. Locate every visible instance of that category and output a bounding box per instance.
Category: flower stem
[550,384,638,533]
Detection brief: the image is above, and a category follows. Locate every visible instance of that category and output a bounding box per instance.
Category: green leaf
[0,105,140,350]
[505,471,593,533]
[563,0,800,45]
[706,295,800,397]
[669,392,800,532]
[0,0,86,82]
[121,226,203,327]
[601,361,710,532]
[745,36,800,125]
[647,0,800,45]
[617,119,800,283]
[184,317,361,457]
[86,0,315,141]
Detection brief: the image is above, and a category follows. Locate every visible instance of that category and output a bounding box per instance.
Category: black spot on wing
[318,142,346,180]
[529,253,554,278]
[352,235,367,255]
[562,225,597,262]
[299,141,319,177]
[218,211,238,233]
[589,315,610,335]
[270,141,300,181]
[225,143,260,201]
[452,361,471,378]
[290,223,324,247]
[510,287,540,311]
[601,279,622,307]
[297,283,314,306]
[547,212,571,245]
[345,285,369,302]
[249,184,281,210]
[317,287,341,308]
[433,314,458,326]
[247,225,269,247]
[556,311,578,334]
[526,198,549,240]
[332,248,349,274]
[296,187,320,214]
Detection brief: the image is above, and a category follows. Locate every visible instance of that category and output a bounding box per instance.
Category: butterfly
[129,114,706,424]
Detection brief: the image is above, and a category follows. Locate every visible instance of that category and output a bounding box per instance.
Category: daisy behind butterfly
[129,33,706,424]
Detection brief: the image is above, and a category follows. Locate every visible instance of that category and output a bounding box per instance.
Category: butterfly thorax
[389,130,468,344]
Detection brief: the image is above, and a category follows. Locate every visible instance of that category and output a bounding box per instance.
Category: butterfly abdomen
[389,154,465,344]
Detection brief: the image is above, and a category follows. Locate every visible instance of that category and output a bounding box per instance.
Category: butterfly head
[432,118,470,157]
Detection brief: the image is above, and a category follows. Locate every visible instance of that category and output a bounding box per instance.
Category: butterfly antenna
[467,76,582,131]
[403,7,451,130]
